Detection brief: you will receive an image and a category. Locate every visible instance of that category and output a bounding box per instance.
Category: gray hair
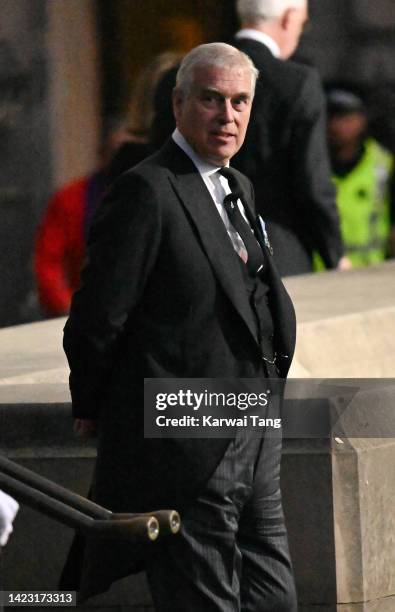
[237,0,306,22]
[175,42,259,98]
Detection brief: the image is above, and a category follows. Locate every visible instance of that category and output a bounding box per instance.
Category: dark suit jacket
[232,39,344,275]
[62,139,296,598]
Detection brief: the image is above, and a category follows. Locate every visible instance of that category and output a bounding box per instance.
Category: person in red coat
[35,173,106,316]
[34,121,132,317]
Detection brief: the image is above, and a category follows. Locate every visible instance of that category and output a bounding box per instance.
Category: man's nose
[219,99,235,123]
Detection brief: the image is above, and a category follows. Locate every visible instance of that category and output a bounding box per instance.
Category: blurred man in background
[327,85,395,267]
[232,0,349,275]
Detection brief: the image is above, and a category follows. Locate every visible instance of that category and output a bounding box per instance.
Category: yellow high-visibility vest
[333,138,393,267]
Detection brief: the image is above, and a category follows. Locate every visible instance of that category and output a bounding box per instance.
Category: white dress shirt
[235,29,281,58]
[172,128,251,261]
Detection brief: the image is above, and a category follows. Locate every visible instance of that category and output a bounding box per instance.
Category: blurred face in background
[173,63,253,166]
[327,112,367,149]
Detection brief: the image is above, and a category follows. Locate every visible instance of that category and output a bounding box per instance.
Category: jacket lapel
[156,140,296,370]
[160,141,260,347]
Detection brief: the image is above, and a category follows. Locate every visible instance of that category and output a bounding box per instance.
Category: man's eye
[233,98,248,108]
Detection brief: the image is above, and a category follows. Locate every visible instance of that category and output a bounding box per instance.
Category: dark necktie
[219,167,265,275]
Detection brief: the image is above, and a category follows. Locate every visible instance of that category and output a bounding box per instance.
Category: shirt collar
[172,128,229,178]
[235,29,281,59]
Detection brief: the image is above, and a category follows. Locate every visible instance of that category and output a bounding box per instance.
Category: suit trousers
[146,407,297,611]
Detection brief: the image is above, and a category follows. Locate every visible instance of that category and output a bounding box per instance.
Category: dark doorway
[97,0,238,117]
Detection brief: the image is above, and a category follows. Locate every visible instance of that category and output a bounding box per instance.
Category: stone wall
[0,0,99,328]
[0,0,50,327]
[1,264,395,609]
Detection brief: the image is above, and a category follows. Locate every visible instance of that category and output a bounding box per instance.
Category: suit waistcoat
[237,258,278,378]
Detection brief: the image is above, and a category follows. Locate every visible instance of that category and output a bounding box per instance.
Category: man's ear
[281,7,297,32]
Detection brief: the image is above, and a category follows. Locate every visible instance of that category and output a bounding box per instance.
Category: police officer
[327,85,394,267]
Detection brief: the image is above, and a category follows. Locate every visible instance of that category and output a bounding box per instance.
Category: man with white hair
[233,0,349,275]
[61,42,297,611]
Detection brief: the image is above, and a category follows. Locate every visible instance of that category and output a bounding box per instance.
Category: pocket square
[258,216,273,255]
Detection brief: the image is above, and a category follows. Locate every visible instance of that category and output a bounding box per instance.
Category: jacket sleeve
[290,69,344,268]
[63,172,161,419]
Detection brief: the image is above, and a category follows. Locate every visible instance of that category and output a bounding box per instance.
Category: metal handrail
[0,455,180,542]
[0,455,109,518]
